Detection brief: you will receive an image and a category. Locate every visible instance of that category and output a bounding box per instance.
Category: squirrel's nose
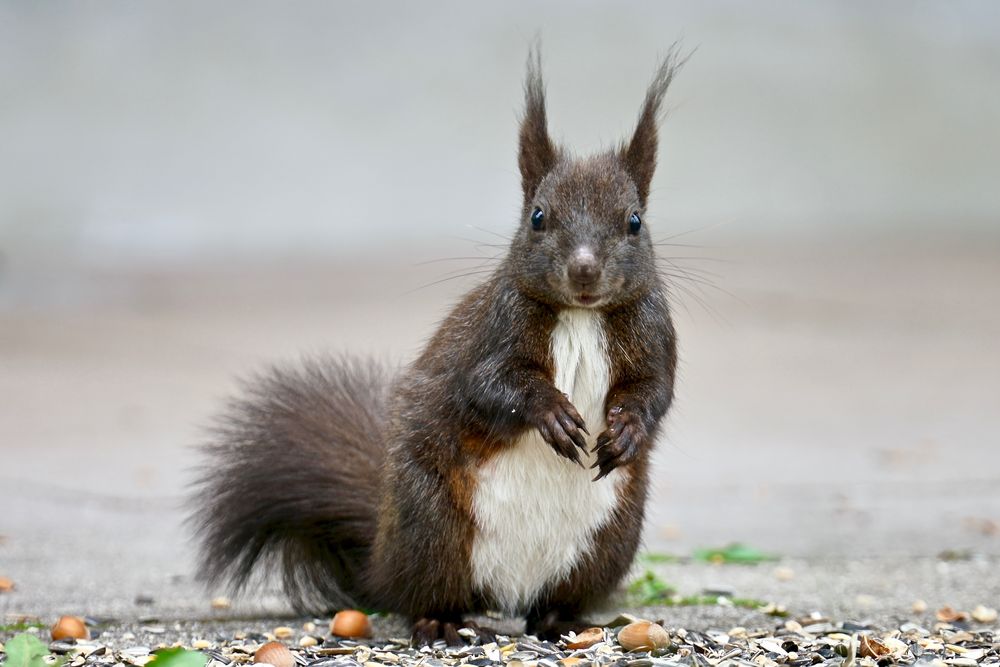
[568,248,601,287]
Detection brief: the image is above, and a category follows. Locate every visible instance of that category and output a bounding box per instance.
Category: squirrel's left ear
[622,48,686,206]
[519,45,556,201]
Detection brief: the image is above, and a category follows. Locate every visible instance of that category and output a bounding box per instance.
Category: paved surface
[2,239,1000,623]
[3,1,999,639]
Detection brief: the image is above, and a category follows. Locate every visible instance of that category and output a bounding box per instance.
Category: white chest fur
[470,308,624,614]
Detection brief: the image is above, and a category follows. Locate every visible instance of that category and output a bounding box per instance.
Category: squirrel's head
[507,47,683,310]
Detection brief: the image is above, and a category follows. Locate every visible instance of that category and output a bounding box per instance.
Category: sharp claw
[563,403,585,426]
[556,438,580,465]
[537,421,553,446]
[555,411,576,435]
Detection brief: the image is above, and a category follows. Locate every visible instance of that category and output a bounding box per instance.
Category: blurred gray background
[2,1,999,617]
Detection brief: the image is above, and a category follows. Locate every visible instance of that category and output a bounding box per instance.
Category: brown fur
[190,44,684,639]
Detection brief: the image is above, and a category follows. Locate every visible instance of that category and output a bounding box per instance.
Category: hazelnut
[51,615,89,641]
[253,641,295,667]
[330,610,372,638]
[617,620,670,652]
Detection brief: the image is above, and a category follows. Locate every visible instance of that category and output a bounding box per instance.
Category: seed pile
[4,616,998,667]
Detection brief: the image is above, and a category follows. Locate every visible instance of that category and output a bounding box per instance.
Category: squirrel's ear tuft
[519,44,556,200]
[622,46,688,205]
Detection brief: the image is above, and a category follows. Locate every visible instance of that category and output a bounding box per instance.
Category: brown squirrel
[191,46,680,644]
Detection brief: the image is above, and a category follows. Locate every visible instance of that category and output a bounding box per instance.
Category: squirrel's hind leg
[411,617,496,647]
[525,608,594,641]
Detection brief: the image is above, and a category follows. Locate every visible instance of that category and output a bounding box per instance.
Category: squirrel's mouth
[573,293,601,307]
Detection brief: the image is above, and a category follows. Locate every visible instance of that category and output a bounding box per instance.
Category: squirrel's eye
[530,207,545,231]
[628,211,642,235]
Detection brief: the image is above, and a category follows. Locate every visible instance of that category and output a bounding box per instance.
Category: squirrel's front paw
[591,406,646,480]
[533,392,589,466]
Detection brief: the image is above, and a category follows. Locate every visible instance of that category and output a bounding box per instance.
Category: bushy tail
[189,355,390,613]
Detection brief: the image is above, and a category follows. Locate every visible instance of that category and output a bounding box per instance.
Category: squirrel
[190,46,680,644]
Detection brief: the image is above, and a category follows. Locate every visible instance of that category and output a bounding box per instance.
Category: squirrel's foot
[590,406,646,480]
[535,392,590,466]
[525,609,592,641]
[411,618,496,647]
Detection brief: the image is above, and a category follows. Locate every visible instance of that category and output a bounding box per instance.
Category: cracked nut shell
[254,641,295,667]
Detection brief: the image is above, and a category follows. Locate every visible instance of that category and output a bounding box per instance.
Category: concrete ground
[2,237,999,626]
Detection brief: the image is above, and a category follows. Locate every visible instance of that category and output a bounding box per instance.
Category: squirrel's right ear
[518,46,556,200]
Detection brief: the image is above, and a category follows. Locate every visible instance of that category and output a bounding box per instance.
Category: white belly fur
[470,308,624,614]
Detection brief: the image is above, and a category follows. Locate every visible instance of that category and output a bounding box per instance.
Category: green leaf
[692,543,777,564]
[626,570,677,605]
[3,634,51,667]
[638,552,678,564]
[0,622,47,633]
[147,648,208,667]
